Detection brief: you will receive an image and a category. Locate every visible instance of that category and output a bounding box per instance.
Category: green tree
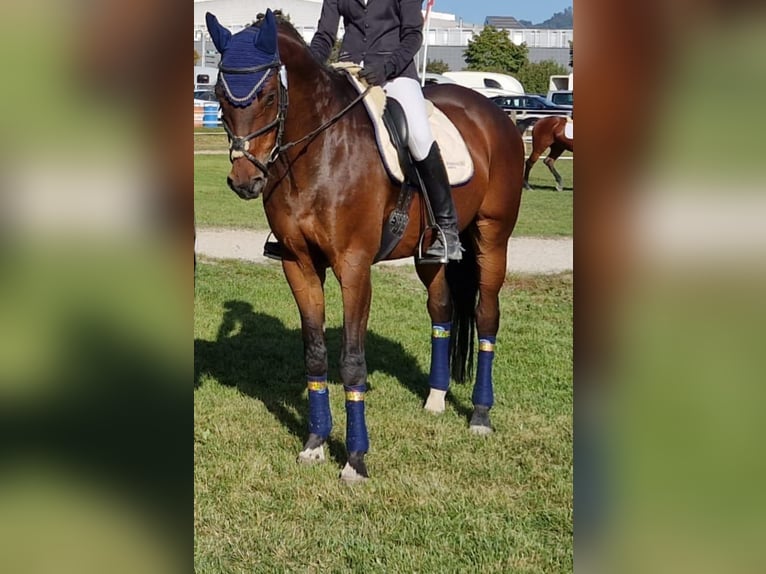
[251,10,290,26]
[426,59,449,74]
[516,59,569,95]
[464,26,528,74]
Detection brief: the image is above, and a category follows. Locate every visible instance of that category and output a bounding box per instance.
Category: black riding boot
[415,142,462,262]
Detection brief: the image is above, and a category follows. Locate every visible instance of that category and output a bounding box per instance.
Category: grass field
[194,260,572,573]
[194,152,572,236]
[195,154,271,229]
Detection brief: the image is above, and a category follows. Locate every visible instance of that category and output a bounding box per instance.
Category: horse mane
[252,11,349,84]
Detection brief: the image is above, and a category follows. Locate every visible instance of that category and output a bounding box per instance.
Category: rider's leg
[384,77,462,262]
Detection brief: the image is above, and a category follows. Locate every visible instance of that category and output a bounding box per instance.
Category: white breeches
[382,76,435,161]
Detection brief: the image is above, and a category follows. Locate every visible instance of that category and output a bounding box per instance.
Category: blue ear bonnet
[205,11,280,107]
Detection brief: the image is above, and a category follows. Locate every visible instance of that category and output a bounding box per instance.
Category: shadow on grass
[195,300,469,464]
[526,184,573,192]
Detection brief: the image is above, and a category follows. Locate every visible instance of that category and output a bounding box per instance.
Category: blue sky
[429,1,572,26]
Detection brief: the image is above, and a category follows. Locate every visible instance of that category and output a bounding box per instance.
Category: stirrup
[417,225,460,264]
[262,232,283,261]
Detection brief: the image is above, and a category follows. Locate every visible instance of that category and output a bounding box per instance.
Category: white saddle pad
[333,63,474,186]
[565,119,573,140]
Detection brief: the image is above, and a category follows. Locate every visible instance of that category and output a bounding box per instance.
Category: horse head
[207,10,285,199]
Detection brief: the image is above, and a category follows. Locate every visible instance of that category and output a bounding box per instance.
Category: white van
[194,65,219,90]
[442,71,524,97]
[422,73,458,86]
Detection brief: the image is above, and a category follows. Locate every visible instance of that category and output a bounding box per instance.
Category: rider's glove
[359,61,393,86]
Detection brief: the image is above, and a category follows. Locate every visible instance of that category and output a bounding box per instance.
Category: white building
[194,0,323,31]
[193,1,571,73]
[193,0,480,44]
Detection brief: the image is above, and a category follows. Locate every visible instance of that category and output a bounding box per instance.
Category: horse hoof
[339,462,368,484]
[469,406,492,435]
[297,445,326,464]
[469,424,493,436]
[424,389,447,414]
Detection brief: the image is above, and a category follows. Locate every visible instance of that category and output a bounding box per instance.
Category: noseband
[218,60,288,176]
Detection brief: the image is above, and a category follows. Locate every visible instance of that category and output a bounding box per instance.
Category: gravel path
[196,228,572,274]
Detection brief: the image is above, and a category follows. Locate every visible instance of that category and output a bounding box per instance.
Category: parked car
[194,89,218,105]
[546,90,573,110]
[489,94,572,120]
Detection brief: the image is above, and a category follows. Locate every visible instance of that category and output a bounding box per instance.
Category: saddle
[564,118,573,140]
[333,64,474,261]
[334,63,474,185]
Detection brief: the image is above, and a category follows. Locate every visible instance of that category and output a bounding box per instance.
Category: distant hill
[535,6,573,29]
[485,6,573,30]
[518,7,573,29]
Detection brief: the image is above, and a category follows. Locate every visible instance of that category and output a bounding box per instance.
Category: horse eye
[265,93,276,106]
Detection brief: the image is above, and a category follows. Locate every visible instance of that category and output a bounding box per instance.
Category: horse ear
[205,13,231,54]
[254,9,278,55]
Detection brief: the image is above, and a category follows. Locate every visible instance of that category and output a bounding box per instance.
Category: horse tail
[446,235,478,383]
[515,116,538,135]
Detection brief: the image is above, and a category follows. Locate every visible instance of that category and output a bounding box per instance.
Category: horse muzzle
[227,175,267,200]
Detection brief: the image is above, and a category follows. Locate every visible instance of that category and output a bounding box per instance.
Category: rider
[265,0,462,263]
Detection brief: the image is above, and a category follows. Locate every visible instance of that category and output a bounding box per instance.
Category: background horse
[517,116,573,191]
[207,10,524,482]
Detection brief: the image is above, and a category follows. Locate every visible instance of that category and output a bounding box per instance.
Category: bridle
[219,59,371,176]
[218,60,288,176]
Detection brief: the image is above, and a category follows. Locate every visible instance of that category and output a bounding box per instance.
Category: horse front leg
[282,259,331,464]
[333,257,373,483]
[524,154,539,190]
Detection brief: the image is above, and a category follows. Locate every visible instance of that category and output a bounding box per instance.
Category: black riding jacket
[310,0,424,81]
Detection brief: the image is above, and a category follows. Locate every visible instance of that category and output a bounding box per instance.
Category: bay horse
[517,116,573,191]
[206,10,524,482]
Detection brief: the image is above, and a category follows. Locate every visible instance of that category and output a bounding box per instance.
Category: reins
[277,85,372,154]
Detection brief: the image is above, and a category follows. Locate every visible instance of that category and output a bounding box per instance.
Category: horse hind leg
[416,264,453,414]
[545,144,566,191]
[468,225,512,435]
[418,231,504,436]
[524,153,539,190]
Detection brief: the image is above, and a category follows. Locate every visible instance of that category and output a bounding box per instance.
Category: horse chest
[263,197,334,249]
